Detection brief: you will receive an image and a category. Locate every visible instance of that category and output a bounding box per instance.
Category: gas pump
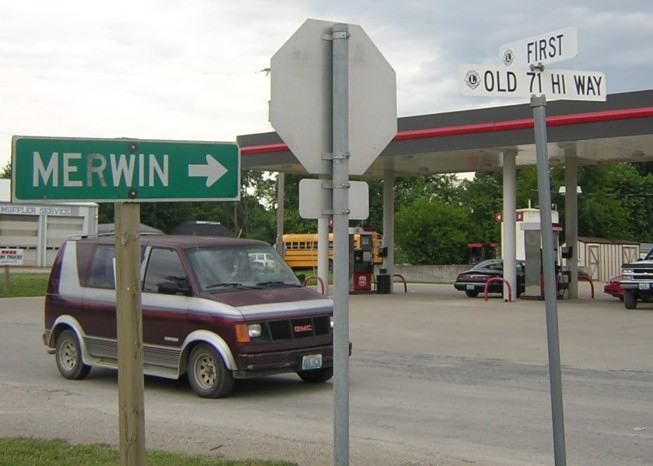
[514,208,563,299]
[350,228,374,293]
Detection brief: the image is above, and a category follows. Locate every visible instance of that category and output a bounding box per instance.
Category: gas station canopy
[238,89,653,176]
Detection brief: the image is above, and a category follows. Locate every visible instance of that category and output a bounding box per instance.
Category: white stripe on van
[239,298,333,317]
[59,241,84,300]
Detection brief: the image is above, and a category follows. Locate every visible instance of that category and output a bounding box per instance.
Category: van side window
[88,245,116,289]
[143,248,188,293]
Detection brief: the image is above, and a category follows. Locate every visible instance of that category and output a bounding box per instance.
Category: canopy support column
[502,151,517,300]
[564,153,579,299]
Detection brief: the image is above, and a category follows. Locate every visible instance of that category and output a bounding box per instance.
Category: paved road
[0,286,651,465]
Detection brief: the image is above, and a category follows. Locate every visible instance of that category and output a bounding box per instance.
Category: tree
[0,162,11,179]
[394,174,462,210]
[395,196,472,265]
[459,171,502,243]
[97,169,278,242]
[574,163,653,242]
[578,195,633,240]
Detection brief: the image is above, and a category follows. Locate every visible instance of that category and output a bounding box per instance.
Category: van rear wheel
[55,329,91,380]
[187,344,234,398]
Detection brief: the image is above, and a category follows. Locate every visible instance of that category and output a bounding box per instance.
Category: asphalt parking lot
[0,283,651,465]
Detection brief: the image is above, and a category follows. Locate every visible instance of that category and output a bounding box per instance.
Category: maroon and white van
[43,235,334,398]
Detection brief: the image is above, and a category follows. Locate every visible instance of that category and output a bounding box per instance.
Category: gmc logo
[294,324,313,333]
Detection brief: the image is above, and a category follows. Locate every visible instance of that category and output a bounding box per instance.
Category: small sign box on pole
[0,248,24,293]
[299,179,369,220]
[0,248,24,266]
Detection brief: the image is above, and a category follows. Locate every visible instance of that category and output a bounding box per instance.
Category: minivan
[43,235,334,398]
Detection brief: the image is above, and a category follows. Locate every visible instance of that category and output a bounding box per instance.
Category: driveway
[0,287,651,465]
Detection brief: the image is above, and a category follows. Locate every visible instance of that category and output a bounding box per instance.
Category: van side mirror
[297,274,306,286]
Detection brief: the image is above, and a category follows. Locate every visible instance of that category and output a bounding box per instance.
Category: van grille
[264,316,331,341]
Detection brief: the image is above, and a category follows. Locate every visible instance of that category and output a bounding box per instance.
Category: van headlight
[248,323,262,338]
[235,323,262,343]
[330,316,334,328]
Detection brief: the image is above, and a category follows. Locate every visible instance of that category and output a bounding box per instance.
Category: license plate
[301,354,322,370]
[638,283,650,290]
[466,284,475,291]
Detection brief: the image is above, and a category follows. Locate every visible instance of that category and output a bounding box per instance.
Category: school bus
[281,231,384,269]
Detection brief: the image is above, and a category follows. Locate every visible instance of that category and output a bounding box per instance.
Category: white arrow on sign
[188,154,228,187]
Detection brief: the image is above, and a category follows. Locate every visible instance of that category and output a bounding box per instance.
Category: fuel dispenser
[512,208,563,299]
[350,228,374,293]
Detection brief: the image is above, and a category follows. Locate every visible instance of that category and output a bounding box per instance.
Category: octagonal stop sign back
[270,19,397,175]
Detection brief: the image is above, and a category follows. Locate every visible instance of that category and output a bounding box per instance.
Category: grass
[0,438,296,466]
[0,273,50,297]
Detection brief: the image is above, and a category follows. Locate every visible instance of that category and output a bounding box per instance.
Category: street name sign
[500,27,578,67]
[461,65,606,101]
[270,19,397,175]
[12,137,240,202]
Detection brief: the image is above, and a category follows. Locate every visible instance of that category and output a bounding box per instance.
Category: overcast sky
[1,0,651,169]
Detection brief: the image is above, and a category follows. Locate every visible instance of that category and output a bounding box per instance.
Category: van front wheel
[55,329,91,380]
[187,344,234,398]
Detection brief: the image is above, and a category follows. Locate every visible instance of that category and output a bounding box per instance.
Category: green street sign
[12,136,240,202]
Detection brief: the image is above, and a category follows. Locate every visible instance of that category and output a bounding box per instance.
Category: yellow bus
[281,231,384,269]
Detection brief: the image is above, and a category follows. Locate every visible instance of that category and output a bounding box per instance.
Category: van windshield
[186,245,300,292]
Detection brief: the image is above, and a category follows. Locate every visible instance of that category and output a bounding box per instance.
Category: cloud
[0,0,651,169]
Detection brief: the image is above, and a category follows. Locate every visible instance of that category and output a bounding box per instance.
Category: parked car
[603,275,624,300]
[620,249,653,309]
[43,235,334,398]
[454,259,525,298]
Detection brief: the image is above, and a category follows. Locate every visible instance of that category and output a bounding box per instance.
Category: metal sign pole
[115,202,145,466]
[531,93,567,466]
[318,175,331,296]
[332,22,350,466]
[275,172,285,256]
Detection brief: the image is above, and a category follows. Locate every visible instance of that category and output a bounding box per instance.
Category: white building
[575,237,639,281]
[0,180,98,266]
